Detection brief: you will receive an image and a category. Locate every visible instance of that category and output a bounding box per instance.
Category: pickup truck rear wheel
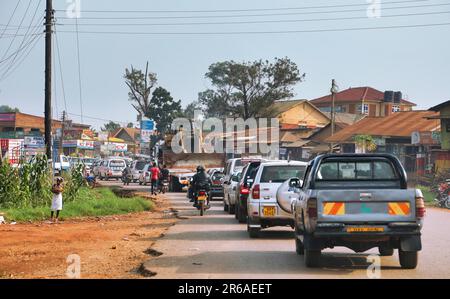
[379,247,394,256]
[399,249,418,269]
[304,250,321,268]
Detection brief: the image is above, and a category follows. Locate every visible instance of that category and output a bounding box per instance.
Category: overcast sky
[0,0,449,129]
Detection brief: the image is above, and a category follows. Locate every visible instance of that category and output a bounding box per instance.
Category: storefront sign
[141,119,155,143]
[0,113,15,122]
[105,142,127,152]
[24,136,45,148]
[77,140,94,149]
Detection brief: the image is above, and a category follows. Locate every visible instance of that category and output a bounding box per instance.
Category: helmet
[196,165,205,172]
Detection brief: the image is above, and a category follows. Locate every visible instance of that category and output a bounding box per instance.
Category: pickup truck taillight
[415,196,426,219]
[307,198,318,218]
[252,184,260,199]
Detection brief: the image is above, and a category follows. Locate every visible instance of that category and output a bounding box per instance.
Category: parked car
[98,158,127,180]
[247,160,307,238]
[82,157,96,174]
[223,158,244,185]
[131,160,148,183]
[286,154,425,269]
[223,171,242,213]
[234,160,268,223]
[210,170,224,200]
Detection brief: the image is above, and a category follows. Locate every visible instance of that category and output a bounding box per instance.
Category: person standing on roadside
[150,162,160,195]
[50,177,64,223]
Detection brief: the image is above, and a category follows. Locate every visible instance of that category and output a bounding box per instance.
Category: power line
[54,25,68,114]
[0,0,32,63]
[66,112,132,126]
[0,0,22,39]
[54,2,450,20]
[74,17,84,124]
[55,21,450,36]
[53,0,428,13]
[55,10,450,27]
[1,1,44,80]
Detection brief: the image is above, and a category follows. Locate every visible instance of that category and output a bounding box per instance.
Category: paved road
[139,192,450,279]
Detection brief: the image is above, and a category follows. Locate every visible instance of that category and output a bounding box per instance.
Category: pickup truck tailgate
[317,189,416,223]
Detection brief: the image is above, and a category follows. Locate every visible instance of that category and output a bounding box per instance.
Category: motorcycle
[435,179,450,209]
[194,189,210,216]
[122,170,132,186]
[159,179,169,194]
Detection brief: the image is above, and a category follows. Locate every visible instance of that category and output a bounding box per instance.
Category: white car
[247,160,307,238]
[223,171,242,214]
[54,155,70,173]
[139,164,152,185]
[98,158,127,180]
[131,160,148,182]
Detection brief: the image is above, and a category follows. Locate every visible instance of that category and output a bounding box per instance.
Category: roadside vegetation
[0,155,153,222]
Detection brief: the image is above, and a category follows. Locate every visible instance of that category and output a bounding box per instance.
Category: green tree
[182,101,202,119]
[102,121,120,133]
[124,62,182,135]
[149,87,182,135]
[199,57,305,119]
[127,122,134,128]
[0,105,20,113]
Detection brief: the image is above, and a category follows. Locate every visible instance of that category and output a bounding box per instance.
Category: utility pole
[330,79,338,153]
[44,0,53,159]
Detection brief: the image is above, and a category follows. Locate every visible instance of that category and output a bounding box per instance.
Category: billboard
[24,136,45,149]
[141,119,155,143]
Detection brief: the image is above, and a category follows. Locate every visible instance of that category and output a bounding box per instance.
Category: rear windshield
[317,160,397,181]
[135,161,147,170]
[110,160,125,167]
[234,159,243,168]
[260,165,306,183]
[212,172,224,180]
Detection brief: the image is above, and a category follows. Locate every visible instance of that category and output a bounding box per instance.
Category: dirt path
[0,193,177,279]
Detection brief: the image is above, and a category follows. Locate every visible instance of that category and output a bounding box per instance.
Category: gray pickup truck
[277,154,425,269]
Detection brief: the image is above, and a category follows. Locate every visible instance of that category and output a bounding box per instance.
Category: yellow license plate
[198,195,206,201]
[347,227,384,233]
[263,206,276,217]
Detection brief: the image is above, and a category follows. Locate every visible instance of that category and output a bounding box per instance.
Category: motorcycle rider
[122,163,132,185]
[159,164,170,193]
[191,165,212,208]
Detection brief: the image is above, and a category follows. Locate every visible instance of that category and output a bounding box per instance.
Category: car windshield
[260,165,306,183]
[317,160,398,181]
[135,161,147,170]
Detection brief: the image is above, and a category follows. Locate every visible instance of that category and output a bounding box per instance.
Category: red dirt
[0,194,177,278]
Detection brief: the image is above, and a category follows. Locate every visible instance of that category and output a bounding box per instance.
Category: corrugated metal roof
[326,110,440,143]
[311,86,416,106]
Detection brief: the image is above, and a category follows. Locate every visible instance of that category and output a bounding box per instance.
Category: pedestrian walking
[150,162,160,195]
[50,177,64,223]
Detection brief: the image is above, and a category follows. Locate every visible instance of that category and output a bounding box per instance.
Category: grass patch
[0,187,153,222]
[416,185,436,203]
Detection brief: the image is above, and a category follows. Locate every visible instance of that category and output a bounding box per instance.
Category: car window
[212,172,224,180]
[260,165,306,183]
[317,160,398,180]
[135,161,147,170]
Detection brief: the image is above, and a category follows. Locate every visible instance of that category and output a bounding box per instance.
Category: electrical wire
[0,0,22,39]
[54,2,450,20]
[74,17,84,124]
[53,0,428,14]
[54,25,68,114]
[55,21,450,36]
[55,10,450,27]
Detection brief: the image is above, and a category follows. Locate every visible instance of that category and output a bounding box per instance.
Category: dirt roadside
[0,192,178,279]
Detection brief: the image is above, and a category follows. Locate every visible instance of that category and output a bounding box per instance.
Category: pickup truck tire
[379,247,394,256]
[399,249,418,269]
[248,226,260,238]
[304,250,321,268]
